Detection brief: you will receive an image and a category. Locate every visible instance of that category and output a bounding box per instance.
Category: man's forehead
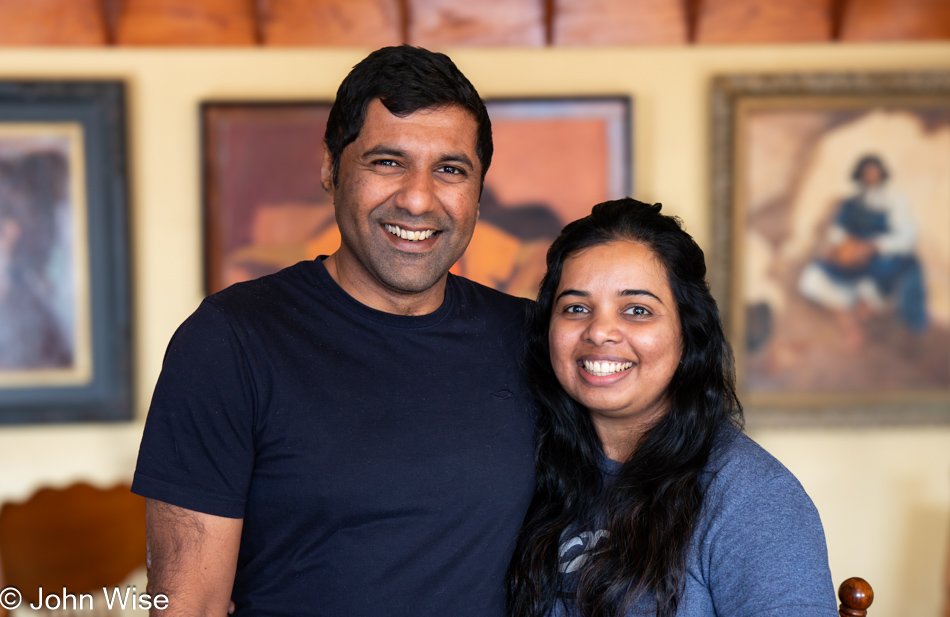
[364,99,476,126]
[350,100,480,155]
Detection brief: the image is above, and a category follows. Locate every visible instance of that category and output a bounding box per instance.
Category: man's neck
[322,253,447,316]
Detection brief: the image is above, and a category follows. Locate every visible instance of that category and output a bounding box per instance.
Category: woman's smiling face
[548,240,683,455]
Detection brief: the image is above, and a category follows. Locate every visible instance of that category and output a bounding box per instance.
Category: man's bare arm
[145,499,243,616]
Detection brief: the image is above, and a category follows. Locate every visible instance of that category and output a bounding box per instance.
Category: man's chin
[375,268,451,296]
[367,251,458,291]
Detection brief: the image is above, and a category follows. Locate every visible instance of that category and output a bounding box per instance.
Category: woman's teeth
[583,360,633,376]
[385,224,435,242]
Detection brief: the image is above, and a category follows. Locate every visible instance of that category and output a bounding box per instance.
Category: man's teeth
[583,360,633,376]
[385,224,435,242]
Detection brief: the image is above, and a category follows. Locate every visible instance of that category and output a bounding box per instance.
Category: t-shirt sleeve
[700,469,839,617]
[131,299,256,519]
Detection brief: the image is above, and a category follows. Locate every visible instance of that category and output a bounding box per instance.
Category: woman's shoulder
[689,427,837,616]
[701,424,814,512]
[706,425,792,478]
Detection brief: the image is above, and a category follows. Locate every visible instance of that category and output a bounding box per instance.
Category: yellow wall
[0,43,947,616]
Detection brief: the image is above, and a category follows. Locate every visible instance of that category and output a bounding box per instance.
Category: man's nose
[394,168,437,216]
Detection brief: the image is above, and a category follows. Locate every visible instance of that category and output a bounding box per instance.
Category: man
[132,46,536,616]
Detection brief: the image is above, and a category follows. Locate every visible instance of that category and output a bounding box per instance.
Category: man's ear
[320,148,334,194]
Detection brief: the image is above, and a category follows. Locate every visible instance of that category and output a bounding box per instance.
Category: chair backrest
[0,483,145,617]
[839,577,874,617]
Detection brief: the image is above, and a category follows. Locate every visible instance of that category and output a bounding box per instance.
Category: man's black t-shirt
[132,259,536,617]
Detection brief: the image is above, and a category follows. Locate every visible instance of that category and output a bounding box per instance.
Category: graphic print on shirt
[558,529,609,574]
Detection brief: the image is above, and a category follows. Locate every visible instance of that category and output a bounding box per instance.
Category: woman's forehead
[560,241,668,287]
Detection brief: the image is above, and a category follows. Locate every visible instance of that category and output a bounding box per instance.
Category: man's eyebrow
[440,151,476,169]
[360,146,407,159]
[620,289,663,303]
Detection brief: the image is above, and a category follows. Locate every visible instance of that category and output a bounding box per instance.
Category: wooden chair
[839,577,874,616]
[0,483,145,617]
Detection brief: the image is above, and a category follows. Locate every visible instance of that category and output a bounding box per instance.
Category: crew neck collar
[308,257,454,329]
[598,449,623,477]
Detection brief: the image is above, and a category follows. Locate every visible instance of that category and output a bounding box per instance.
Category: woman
[508,198,837,617]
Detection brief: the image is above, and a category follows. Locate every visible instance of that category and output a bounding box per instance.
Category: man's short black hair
[324,45,492,188]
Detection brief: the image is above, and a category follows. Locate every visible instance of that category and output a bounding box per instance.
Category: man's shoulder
[448,274,533,318]
[204,261,319,315]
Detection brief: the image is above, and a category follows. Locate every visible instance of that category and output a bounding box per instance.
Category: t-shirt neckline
[308,256,455,329]
[598,449,622,477]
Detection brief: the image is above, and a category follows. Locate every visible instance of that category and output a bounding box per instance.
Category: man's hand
[145,499,243,616]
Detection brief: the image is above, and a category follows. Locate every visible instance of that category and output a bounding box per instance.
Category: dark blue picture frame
[0,81,131,424]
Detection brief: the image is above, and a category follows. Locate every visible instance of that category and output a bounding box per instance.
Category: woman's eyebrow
[620,289,663,303]
[555,289,589,302]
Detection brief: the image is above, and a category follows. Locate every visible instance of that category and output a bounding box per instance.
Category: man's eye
[437,165,464,175]
[373,159,399,167]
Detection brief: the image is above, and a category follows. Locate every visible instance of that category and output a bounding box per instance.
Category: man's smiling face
[323,99,481,313]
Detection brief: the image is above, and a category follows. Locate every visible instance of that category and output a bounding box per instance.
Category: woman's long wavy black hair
[507,198,743,617]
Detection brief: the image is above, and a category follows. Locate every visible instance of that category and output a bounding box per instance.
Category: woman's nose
[584,313,622,346]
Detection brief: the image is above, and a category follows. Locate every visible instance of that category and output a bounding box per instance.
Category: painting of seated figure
[713,72,950,422]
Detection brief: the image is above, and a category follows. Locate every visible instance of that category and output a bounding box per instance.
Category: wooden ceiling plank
[553,0,689,46]
[259,0,402,47]
[116,0,258,46]
[695,0,834,44]
[840,0,950,41]
[407,0,545,47]
[0,0,108,46]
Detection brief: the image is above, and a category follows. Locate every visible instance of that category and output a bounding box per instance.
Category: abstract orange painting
[202,98,631,299]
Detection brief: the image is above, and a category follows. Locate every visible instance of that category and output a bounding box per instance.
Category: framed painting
[711,72,950,425]
[0,81,131,423]
[455,97,632,298]
[202,97,632,299]
[202,102,334,295]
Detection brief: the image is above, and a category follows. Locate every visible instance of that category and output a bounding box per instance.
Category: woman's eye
[624,306,650,316]
[564,305,589,314]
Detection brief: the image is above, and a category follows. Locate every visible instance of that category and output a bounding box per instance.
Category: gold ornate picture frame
[711,72,950,426]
